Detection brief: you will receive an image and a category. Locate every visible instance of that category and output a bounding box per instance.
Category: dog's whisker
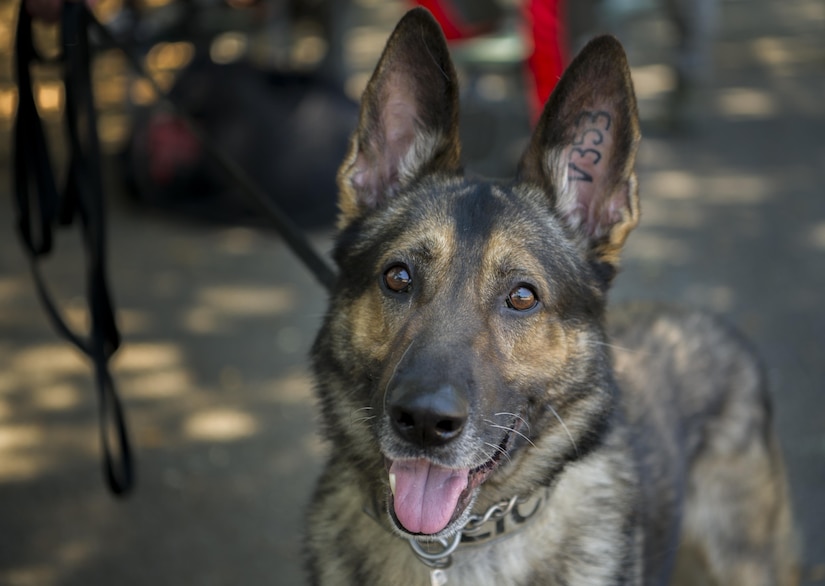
[486,422,537,449]
[350,406,375,427]
[474,444,496,463]
[484,441,511,463]
[547,404,579,457]
[493,411,531,431]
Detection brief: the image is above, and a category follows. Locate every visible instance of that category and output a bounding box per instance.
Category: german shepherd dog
[306,8,796,585]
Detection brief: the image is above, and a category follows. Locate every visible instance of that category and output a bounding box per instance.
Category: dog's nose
[388,384,469,447]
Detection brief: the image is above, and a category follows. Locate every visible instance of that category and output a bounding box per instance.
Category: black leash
[13,3,337,496]
[13,3,133,495]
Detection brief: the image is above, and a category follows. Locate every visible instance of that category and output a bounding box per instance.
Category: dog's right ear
[336,8,462,228]
[518,36,641,287]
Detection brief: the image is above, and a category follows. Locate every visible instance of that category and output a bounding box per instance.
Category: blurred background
[0,0,823,584]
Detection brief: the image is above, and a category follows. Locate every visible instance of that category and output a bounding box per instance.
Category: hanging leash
[12,2,338,496]
[14,3,133,495]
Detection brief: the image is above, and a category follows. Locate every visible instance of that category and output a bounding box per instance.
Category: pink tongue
[390,459,469,535]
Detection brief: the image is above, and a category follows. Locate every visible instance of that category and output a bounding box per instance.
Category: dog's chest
[428,533,536,586]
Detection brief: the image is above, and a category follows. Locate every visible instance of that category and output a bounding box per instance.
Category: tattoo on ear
[568,111,612,183]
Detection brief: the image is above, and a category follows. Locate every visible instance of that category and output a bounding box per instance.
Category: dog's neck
[364,486,552,571]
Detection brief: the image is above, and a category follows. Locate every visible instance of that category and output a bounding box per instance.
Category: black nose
[388,384,469,448]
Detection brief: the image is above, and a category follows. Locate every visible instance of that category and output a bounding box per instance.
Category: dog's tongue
[390,459,469,535]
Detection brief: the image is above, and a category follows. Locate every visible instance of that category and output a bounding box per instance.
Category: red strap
[525,0,568,123]
[414,0,491,40]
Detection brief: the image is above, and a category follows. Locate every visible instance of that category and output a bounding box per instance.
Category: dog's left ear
[518,36,641,286]
[337,8,461,228]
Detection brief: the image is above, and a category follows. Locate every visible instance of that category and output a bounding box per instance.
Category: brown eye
[384,264,412,293]
[507,285,538,311]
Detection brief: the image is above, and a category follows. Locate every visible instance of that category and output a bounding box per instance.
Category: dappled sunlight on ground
[807,222,825,251]
[183,407,261,442]
[642,169,775,204]
[715,86,778,119]
[630,63,676,100]
[0,109,329,578]
[0,0,823,583]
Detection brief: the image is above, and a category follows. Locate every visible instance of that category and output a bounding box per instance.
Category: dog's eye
[384,264,412,293]
[507,285,538,311]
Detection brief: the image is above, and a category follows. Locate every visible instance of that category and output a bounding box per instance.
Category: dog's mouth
[384,419,520,537]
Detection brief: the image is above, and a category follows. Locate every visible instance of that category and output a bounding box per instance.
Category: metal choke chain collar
[407,494,527,569]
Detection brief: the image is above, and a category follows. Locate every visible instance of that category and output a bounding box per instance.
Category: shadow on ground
[0,0,823,584]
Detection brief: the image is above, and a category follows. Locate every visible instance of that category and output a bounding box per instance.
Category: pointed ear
[337,7,462,228]
[518,36,641,286]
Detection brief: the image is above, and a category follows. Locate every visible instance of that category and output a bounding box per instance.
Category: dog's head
[313,8,640,540]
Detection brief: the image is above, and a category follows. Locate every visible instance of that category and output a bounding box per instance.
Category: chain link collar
[365,486,551,571]
[407,488,549,569]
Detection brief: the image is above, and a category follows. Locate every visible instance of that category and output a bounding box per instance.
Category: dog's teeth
[389,472,396,496]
